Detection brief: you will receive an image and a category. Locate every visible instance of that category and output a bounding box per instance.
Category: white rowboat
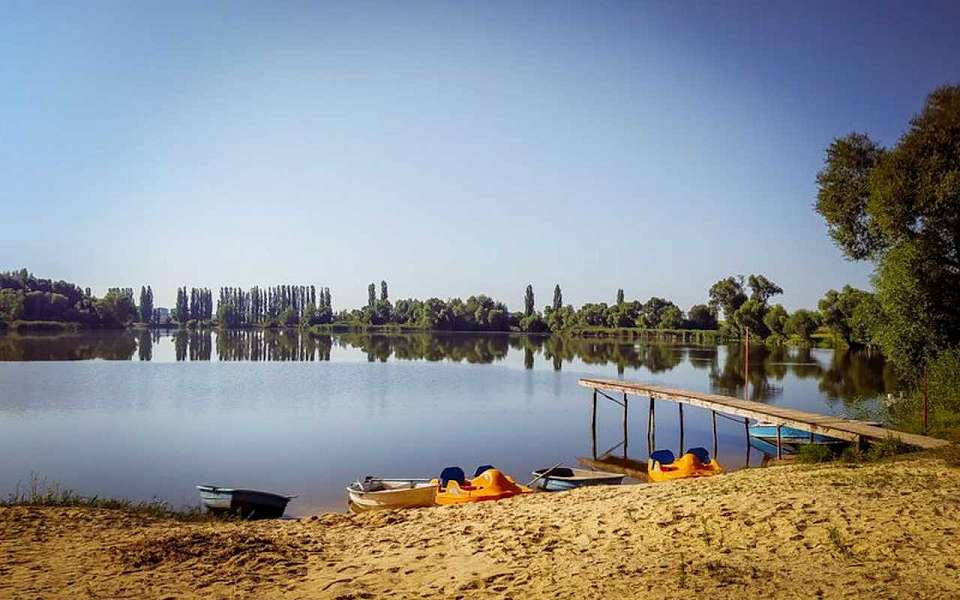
[346,477,437,512]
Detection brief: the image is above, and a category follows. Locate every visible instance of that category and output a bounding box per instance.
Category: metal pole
[712,410,718,458]
[776,424,782,460]
[592,389,598,459]
[650,396,656,453]
[744,417,750,468]
[647,397,654,456]
[678,403,685,454]
[923,364,929,433]
[623,393,629,459]
[744,326,750,400]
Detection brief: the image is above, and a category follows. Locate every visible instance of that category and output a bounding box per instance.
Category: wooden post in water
[776,424,783,460]
[678,403,685,454]
[744,417,751,467]
[592,389,598,459]
[623,393,629,459]
[712,410,718,458]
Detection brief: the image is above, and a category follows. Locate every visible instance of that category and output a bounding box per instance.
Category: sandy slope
[2,457,959,599]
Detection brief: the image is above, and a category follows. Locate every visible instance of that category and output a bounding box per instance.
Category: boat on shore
[346,477,436,512]
[434,465,532,505]
[647,448,723,483]
[530,466,624,491]
[196,485,294,519]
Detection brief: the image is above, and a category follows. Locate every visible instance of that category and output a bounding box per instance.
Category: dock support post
[623,393,628,459]
[678,403,685,454]
[776,424,782,460]
[592,389,597,459]
[744,417,750,467]
[712,410,718,458]
[648,396,656,455]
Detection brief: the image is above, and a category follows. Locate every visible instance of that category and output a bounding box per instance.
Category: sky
[2,1,959,311]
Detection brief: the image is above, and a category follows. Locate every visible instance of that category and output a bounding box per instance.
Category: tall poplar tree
[552,285,562,311]
[524,285,535,317]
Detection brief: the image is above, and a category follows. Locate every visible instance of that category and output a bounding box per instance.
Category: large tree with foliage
[815,85,960,372]
[708,276,747,322]
[524,285,534,317]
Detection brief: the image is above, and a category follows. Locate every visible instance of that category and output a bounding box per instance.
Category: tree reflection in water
[0,331,900,411]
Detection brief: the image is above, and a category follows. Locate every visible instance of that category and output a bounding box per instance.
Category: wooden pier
[579,378,950,453]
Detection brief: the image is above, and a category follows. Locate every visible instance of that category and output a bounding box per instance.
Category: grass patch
[2,475,211,522]
[797,444,835,463]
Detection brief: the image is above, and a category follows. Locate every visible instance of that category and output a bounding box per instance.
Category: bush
[797,444,834,463]
[888,347,960,433]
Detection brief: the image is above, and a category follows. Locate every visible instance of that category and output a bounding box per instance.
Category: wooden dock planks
[578,378,950,450]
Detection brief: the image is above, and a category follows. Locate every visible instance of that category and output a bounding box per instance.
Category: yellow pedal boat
[647,448,723,482]
[434,465,532,505]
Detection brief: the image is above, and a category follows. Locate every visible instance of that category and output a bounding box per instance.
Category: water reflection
[0,332,138,361]
[0,330,899,404]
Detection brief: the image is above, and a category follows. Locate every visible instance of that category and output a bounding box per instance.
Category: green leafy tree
[0,289,25,321]
[784,309,820,343]
[815,85,960,373]
[98,288,137,328]
[763,304,788,338]
[176,287,189,324]
[708,276,747,322]
[367,283,376,309]
[380,280,388,302]
[747,275,783,306]
[658,305,683,330]
[732,298,769,337]
[139,286,153,323]
[685,304,718,330]
[817,285,872,345]
[616,288,624,305]
[552,285,562,311]
[524,285,534,317]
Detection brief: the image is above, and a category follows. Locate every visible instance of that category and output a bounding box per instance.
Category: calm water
[0,330,898,515]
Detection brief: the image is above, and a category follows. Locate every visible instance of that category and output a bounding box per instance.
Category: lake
[0,330,898,515]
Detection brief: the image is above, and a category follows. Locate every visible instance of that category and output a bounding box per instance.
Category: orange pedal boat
[434,465,532,505]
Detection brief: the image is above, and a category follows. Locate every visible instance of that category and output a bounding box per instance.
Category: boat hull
[435,468,532,505]
[531,467,625,491]
[647,453,723,483]
[347,480,436,512]
[749,424,839,444]
[197,485,291,519]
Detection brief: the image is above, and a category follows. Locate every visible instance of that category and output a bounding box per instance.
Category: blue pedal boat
[196,485,295,519]
[530,466,625,491]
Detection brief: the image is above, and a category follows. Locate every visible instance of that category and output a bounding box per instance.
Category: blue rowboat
[530,466,624,491]
[749,422,841,444]
[196,485,295,519]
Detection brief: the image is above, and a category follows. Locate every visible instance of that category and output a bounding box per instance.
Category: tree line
[0,269,138,328]
[0,268,867,348]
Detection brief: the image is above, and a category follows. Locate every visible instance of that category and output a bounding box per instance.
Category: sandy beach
[2,456,959,599]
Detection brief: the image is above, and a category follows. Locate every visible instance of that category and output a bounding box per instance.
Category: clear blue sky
[2,1,958,311]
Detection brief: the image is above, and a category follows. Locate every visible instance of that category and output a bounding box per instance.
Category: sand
[3,456,960,599]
